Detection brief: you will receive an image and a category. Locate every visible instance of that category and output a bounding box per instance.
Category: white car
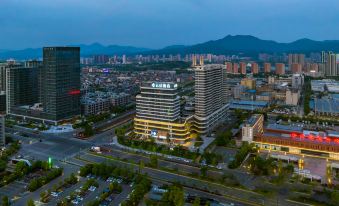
[51,192,58,197]
[88,186,96,192]
[71,200,79,205]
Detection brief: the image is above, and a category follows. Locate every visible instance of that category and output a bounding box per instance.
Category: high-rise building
[192,55,197,67]
[6,63,40,114]
[275,63,285,75]
[122,54,127,64]
[194,64,229,134]
[233,63,239,74]
[42,47,81,121]
[134,82,192,144]
[225,62,232,73]
[240,62,246,74]
[251,62,259,74]
[93,55,109,64]
[288,54,305,66]
[264,63,271,73]
[0,63,7,92]
[325,52,337,76]
[291,63,302,74]
[0,115,4,147]
[321,51,326,63]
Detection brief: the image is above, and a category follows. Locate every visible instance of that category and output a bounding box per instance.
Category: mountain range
[0,43,150,60]
[2,35,339,59]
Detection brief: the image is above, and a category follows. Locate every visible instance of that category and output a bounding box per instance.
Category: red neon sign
[290,133,339,145]
[68,90,81,95]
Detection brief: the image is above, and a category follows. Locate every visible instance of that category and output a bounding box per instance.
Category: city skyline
[1,0,339,50]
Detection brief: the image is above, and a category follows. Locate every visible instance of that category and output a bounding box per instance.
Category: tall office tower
[0,115,4,147]
[6,64,40,114]
[192,55,197,67]
[194,64,229,134]
[240,62,246,74]
[134,82,192,144]
[275,63,285,75]
[93,55,109,64]
[233,63,239,74]
[251,62,259,74]
[325,52,337,76]
[42,47,80,121]
[225,62,232,73]
[264,63,271,73]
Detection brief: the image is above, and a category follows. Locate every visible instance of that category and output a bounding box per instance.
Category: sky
[0,0,339,50]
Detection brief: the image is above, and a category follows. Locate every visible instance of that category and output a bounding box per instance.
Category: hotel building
[134,82,192,144]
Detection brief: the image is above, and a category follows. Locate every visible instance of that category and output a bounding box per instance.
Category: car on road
[88,186,97,192]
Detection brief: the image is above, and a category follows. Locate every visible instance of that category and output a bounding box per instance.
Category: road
[76,152,264,206]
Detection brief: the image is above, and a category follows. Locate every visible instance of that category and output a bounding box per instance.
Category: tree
[330,190,339,206]
[162,185,185,206]
[84,123,94,137]
[1,196,9,206]
[0,160,7,172]
[149,155,158,168]
[193,197,200,206]
[139,160,145,174]
[200,166,208,178]
[27,199,35,206]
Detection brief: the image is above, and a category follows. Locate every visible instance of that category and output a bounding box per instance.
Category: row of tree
[120,174,152,206]
[27,168,63,192]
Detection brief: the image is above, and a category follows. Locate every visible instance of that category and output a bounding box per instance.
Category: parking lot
[46,175,134,206]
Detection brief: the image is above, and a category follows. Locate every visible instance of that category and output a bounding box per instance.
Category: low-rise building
[110,92,130,107]
[285,89,300,106]
[241,114,264,142]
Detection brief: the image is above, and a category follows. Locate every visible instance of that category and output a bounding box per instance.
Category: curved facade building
[134,82,192,144]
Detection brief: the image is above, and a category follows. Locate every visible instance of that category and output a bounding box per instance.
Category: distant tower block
[192,55,197,67]
[199,55,204,66]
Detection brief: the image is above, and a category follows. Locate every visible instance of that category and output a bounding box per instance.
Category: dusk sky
[1,0,339,50]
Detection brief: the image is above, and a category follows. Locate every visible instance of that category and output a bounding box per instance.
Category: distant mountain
[0,43,150,60]
[145,35,339,55]
[2,35,339,60]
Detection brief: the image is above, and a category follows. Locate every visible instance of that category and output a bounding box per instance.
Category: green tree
[1,196,9,206]
[200,166,208,178]
[193,197,200,206]
[139,160,145,174]
[0,160,7,172]
[330,190,339,206]
[162,185,184,206]
[84,124,94,137]
[27,199,35,206]
[149,155,158,168]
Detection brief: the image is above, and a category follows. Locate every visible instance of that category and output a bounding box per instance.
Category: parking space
[0,181,27,200]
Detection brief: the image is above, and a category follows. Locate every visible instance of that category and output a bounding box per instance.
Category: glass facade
[42,47,80,121]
